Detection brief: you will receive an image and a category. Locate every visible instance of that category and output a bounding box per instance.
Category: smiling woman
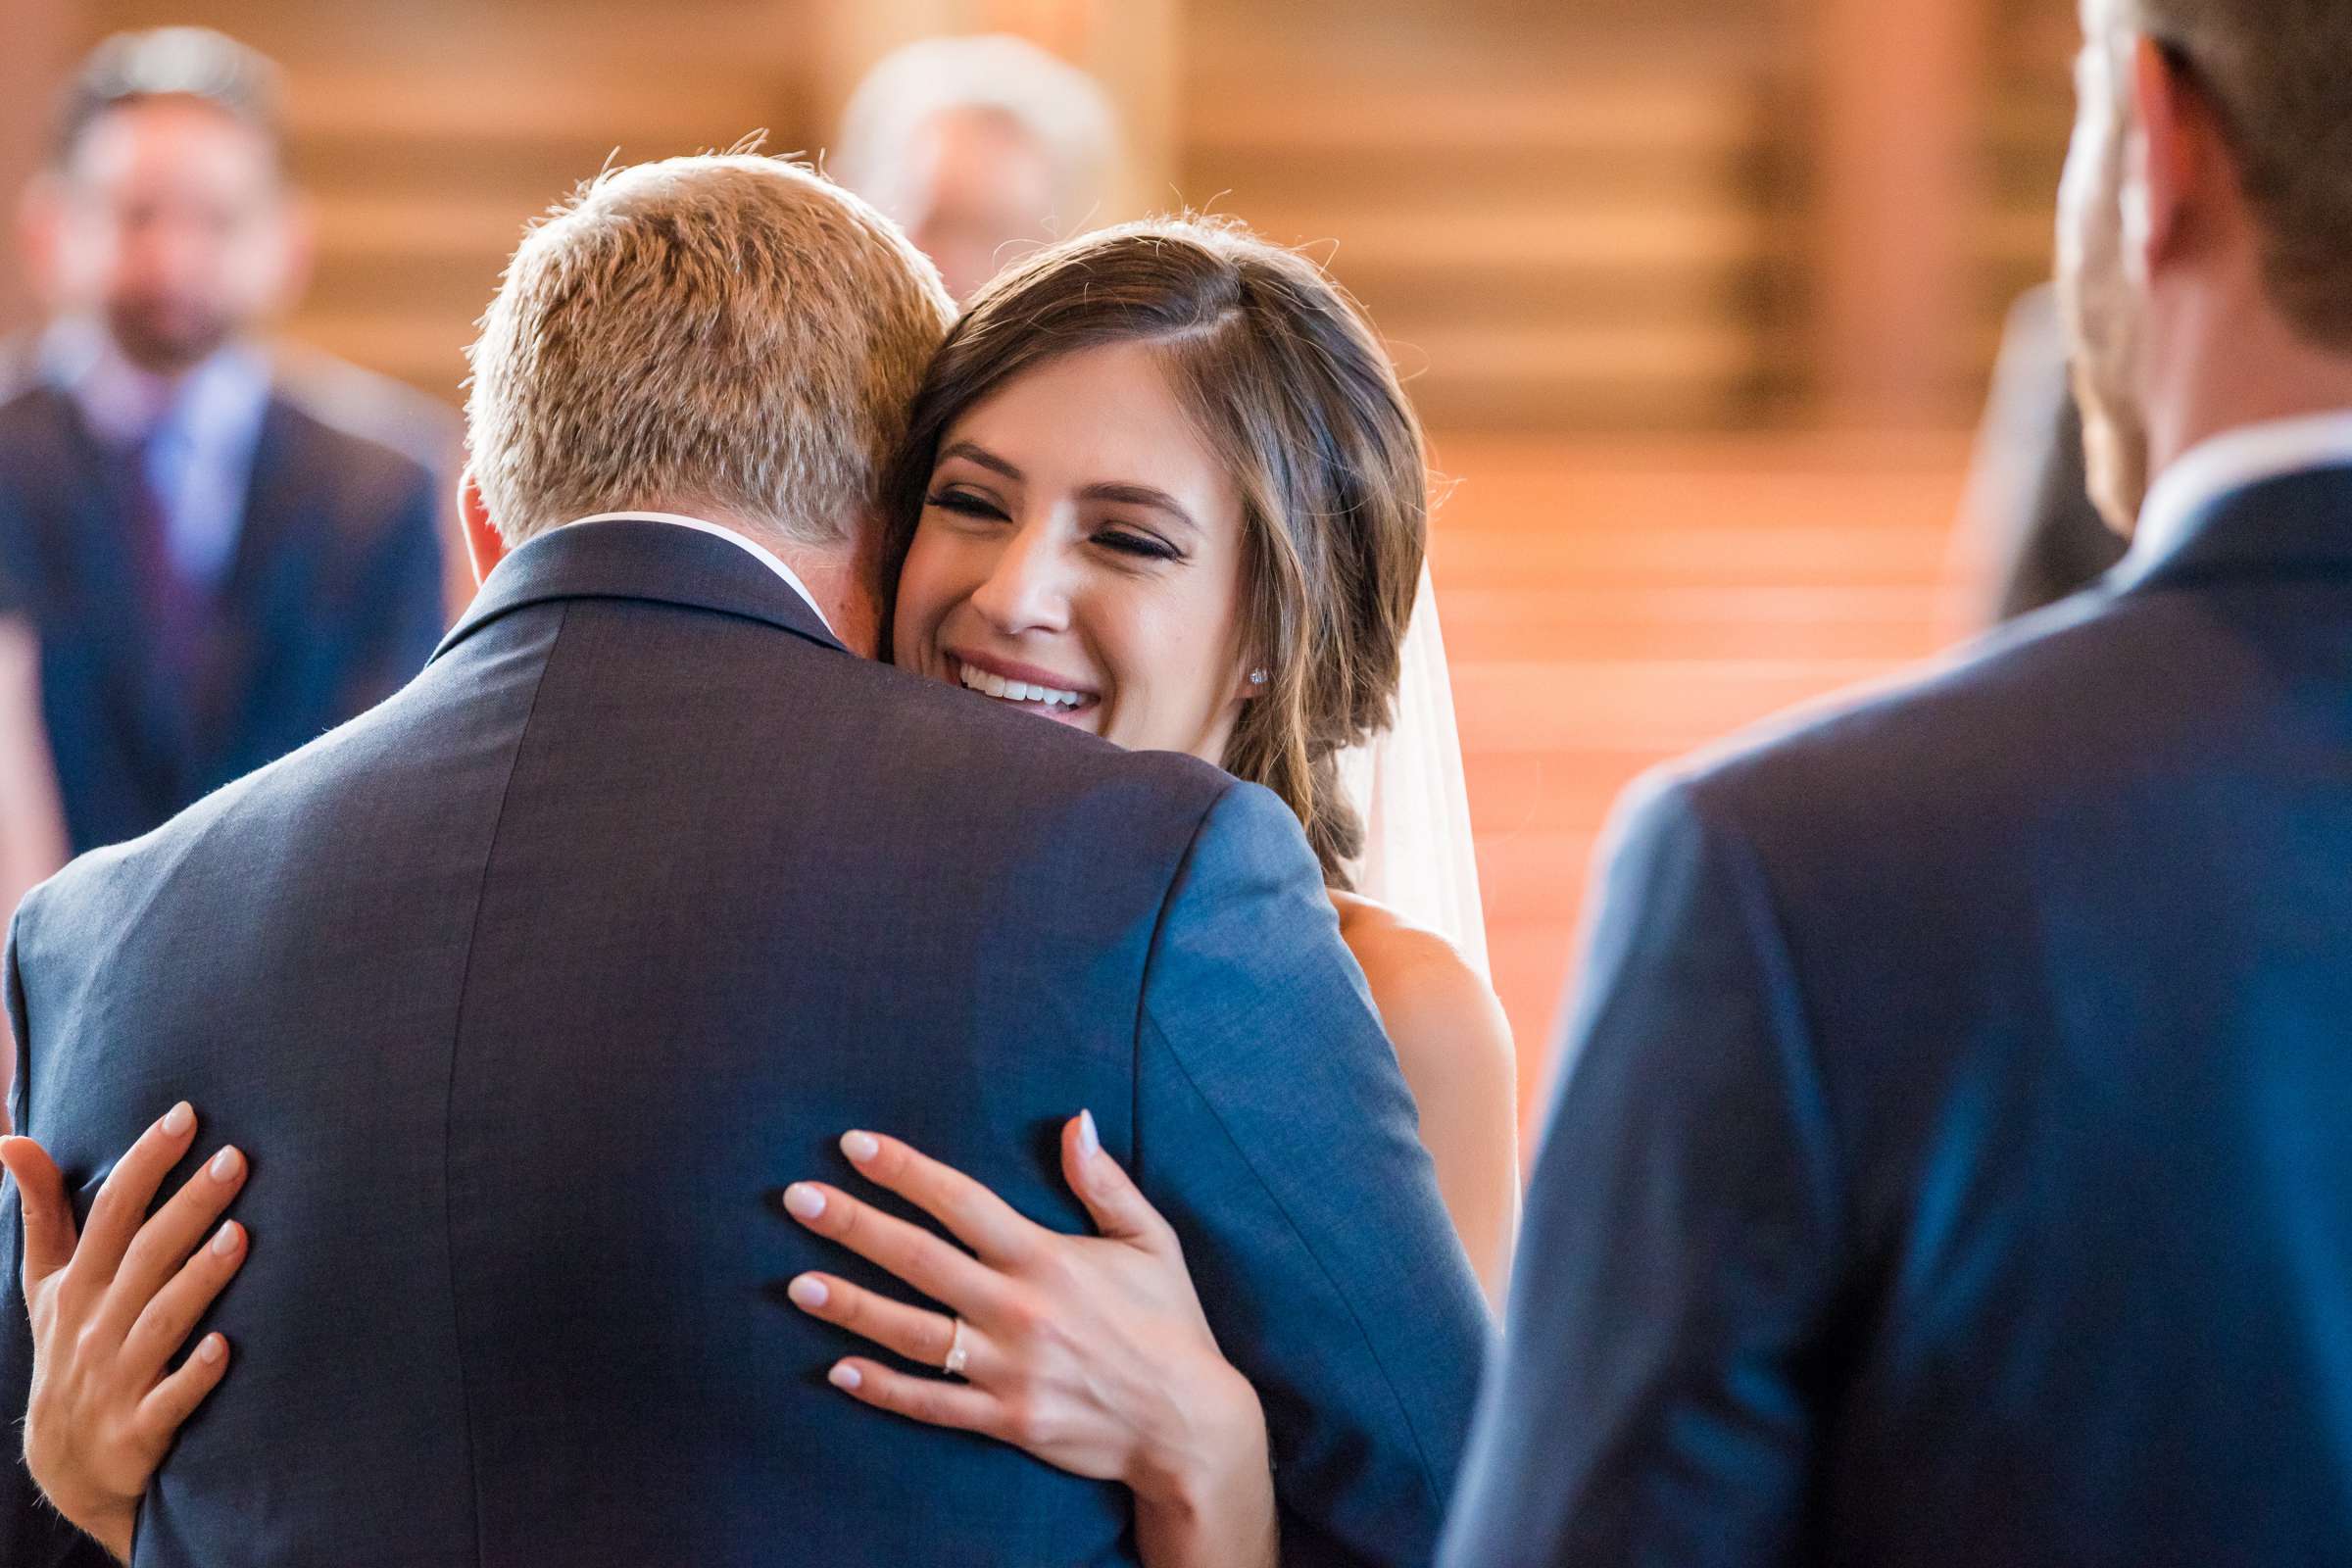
[880,216,1432,883]
[832,216,1519,1568]
[898,342,1257,757]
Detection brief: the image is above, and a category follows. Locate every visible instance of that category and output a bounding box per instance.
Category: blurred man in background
[1961,284,2128,621]
[1444,0,2352,1559]
[0,26,450,859]
[831,33,1121,303]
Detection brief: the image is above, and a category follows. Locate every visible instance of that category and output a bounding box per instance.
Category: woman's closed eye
[926,487,1009,524]
[1092,523,1185,564]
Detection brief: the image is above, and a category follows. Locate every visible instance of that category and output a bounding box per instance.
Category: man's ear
[270,190,318,317]
[2130,35,2223,274]
[459,468,507,585]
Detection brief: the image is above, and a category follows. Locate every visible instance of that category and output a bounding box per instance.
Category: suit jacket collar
[2110,463,2352,596]
[432,516,849,663]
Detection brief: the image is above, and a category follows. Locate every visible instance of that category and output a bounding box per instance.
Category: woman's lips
[946,651,1102,721]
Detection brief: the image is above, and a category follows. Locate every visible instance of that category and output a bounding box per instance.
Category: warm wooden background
[1434,433,1971,1124]
[0,0,2073,1127]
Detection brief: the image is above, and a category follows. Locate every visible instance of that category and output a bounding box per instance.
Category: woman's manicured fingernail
[787,1274,829,1310]
[162,1102,194,1137]
[783,1183,826,1221]
[828,1362,862,1392]
[211,1222,241,1257]
[209,1147,243,1182]
[1077,1108,1101,1160]
[198,1333,225,1364]
[840,1130,880,1163]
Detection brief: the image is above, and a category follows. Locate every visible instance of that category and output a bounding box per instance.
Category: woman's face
[893,341,1256,763]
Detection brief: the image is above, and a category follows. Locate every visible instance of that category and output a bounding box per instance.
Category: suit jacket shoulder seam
[1677,780,1855,1264]
[1125,771,1239,1175]
[1136,1001,1452,1515]
[436,599,570,1566]
[1132,781,1453,1515]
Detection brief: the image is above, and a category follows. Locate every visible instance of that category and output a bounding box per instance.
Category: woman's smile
[894,340,1252,763]
[946,648,1101,724]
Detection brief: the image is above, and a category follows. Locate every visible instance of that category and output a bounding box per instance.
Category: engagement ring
[944,1318,970,1379]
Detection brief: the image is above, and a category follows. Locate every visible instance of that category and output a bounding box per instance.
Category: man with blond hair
[1443,0,2352,1562]
[0,155,1483,1565]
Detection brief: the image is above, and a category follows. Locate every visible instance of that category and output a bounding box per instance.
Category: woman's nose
[969,519,1072,636]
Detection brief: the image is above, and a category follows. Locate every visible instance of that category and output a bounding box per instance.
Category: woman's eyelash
[927,489,1004,519]
[927,488,1181,563]
[1097,529,1183,563]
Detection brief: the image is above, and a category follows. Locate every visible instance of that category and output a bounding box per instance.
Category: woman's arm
[0,618,70,1128]
[0,1107,249,1562]
[1341,906,1521,1305]
[0,617,69,917]
[784,1116,1278,1568]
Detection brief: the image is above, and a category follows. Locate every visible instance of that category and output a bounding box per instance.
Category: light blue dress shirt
[41,317,273,592]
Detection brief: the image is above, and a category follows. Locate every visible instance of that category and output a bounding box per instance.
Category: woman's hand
[0,1105,249,1563]
[783,1113,1277,1568]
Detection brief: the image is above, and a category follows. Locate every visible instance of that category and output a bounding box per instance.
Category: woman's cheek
[894,531,959,656]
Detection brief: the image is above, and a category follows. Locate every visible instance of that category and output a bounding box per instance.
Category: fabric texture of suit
[1440,465,2352,1567]
[3,518,1486,1567]
[0,363,447,857]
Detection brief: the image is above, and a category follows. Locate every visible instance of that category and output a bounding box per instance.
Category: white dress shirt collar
[564,511,835,634]
[2128,409,2352,571]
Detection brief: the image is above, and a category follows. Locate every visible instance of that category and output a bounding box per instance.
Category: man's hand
[1,1105,248,1562]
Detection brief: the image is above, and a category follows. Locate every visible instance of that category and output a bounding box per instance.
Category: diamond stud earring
[1249,668,1269,686]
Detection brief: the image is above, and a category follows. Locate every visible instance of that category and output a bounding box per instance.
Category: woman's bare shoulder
[1331,892,1520,1299]
[1329,893,1514,1068]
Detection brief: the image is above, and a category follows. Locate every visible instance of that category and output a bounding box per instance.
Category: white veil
[1337,564,1491,979]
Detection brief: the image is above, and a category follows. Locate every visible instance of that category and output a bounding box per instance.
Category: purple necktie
[120,432,228,751]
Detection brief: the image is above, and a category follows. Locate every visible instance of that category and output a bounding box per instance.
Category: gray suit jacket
[1440,465,2352,1567]
[5,517,1486,1567]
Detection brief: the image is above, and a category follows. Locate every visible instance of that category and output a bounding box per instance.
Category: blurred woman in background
[833,33,1123,305]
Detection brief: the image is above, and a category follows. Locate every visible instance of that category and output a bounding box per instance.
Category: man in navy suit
[1442,0,2352,1563]
[0,152,1485,1565]
[0,27,448,858]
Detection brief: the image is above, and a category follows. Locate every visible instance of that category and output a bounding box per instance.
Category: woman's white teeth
[958,662,1084,709]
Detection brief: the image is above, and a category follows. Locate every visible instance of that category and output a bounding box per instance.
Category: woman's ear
[459,468,507,585]
[1232,662,1271,702]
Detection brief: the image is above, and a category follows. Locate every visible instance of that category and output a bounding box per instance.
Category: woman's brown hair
[873,216,1429,885]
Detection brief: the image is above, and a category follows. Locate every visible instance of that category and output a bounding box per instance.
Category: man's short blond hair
[2123,0,2352,348]
[466,153,955,547]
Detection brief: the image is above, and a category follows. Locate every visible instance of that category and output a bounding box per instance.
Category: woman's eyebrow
[1079,482,1198,532]
[938,440,1023,482]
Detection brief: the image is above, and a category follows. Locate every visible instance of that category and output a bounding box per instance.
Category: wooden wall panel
[1435,433,1967,1129]
[77,0,824,401]
[1176,4,1797,431]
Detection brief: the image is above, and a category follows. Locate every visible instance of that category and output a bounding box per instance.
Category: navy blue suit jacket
[0,372,446,856]
[1442,466,2352,1567]
[4,518,1485,1567]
